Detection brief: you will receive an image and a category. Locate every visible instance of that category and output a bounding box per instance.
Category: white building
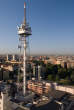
[0,92,12,110]
[0,92,3,110]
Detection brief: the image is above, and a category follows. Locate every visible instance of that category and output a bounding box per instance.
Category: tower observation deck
[18,2,32,36]
[17,2,32,95]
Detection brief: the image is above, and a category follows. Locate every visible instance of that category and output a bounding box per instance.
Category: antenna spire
[24,2,26,25]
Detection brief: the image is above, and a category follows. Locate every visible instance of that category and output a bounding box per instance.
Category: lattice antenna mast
[17,2,32,95]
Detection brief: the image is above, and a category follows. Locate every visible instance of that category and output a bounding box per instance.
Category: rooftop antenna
[17,2,32,95]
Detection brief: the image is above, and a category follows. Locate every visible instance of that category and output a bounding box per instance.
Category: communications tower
[17,2,32,95]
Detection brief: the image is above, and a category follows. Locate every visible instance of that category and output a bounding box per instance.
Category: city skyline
[0,0,74,55]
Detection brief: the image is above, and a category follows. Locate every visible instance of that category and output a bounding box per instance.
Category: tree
[71,71,74,82]
[56,75,60,81]
[48,74,55,81]
[58,68,67,79]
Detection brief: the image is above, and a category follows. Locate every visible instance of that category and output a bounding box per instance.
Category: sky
[0,0,74,55]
